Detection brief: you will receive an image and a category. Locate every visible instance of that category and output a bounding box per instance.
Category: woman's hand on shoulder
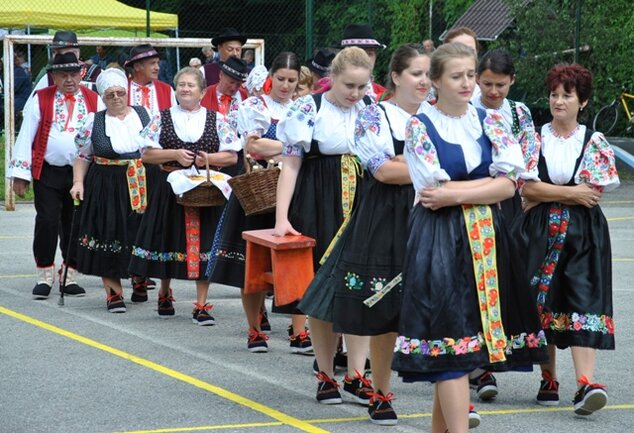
[273,219,301,237]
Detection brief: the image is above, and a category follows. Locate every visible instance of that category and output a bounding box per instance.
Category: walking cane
[59,199,81,306]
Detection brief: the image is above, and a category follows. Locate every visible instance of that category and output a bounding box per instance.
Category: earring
[580,107,584,112]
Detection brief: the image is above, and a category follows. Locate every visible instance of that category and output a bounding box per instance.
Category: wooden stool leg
[270,248,314,306]
[244,240,272,294]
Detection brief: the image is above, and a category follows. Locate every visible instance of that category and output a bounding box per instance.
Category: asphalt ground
[0,180,633,433]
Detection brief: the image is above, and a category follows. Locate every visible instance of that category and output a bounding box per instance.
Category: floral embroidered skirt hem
[129,170,222,280]
[206,194,275,288]
[392,204,548,383]
[76,164,143,279]
[512,202,615,351]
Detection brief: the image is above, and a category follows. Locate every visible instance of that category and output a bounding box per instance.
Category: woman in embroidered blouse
[469,48,539,400]
[275,47,375,405]
[207,52,310,353]
[391,43,547,433]
[300,44,432,425]
[514,63,619,416]
[71,68,151,313]
[129,67,240,324]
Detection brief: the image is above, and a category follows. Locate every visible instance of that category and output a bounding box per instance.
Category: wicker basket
[175,159,226,208]
[228,166,280,215]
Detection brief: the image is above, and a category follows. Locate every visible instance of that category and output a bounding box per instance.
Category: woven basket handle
[203,152,211,182]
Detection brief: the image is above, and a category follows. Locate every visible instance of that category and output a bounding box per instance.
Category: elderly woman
[514,63,619,415]
[72,68,151,313]
[129,67,240,324]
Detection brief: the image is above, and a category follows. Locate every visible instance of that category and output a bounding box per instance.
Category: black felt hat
[50,31,80,49]
[124,44,160,67]
[47,52,82,72]
[306,48,336,77]
[340,24,386,49]
[211,28,247,49]
[219,56,249,81]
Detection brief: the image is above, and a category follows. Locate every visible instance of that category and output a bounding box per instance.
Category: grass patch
[1,134,35,202]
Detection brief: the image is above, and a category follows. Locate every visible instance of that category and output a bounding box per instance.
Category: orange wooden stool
[242,229,316,306]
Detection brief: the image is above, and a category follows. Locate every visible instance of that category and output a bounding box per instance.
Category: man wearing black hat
[8,52,105,300]
[200,56,248,116]
[340,24,387,101]
[306,48,336,91]
[30,31,102,100]
[201,28,248,86]
[125,44,176,117]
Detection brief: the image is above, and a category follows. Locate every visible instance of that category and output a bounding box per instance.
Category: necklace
[549,123,579,140]
[434,104,467,119]
[388,99,418,115]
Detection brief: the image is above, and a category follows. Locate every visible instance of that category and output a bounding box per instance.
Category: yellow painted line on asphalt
[0,273,36,279]
[305,404,634,423]
[0,306,329,433]
[0,235,32,239]
[111,403,634,432]
[602,200,634,204]
[607,216,634,221]
[614,258,634,262]
[113,422,283,433]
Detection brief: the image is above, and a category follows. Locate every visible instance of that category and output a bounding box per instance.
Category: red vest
[200,84,248,113]
[31,86,99,180]
[127,80,174,111]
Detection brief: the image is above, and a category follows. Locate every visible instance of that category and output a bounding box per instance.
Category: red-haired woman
[514,63,620,416]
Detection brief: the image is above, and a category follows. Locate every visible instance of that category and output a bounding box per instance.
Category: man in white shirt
[8,52,106,299]
[125,44,176,117]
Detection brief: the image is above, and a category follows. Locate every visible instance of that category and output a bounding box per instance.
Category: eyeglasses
[104,90,127,99]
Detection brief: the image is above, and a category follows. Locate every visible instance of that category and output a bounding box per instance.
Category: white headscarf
[96,68,128,96]
[246,65,268,94]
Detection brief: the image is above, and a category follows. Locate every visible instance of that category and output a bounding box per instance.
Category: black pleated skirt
[511,202,615,350]
[76,164,143,278]
[129,170,223,280]
[392,203,548,383]
[278,154,361,313]
[206,194,275,288]
[299,176,413,335]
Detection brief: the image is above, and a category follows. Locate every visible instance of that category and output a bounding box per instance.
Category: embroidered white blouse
[404,104,525,193]
[353,101,430,174]
[277,94,369,157]
[522,124,620,192]
[75,108,149,161]
[139,106,241,153]
[234,94,292,139]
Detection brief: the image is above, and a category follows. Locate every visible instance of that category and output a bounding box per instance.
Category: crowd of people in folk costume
[7,23,619,432]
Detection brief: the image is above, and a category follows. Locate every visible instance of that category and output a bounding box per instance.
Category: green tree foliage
[501,0,634,131]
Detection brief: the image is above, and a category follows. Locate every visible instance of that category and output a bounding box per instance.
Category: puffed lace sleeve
[352,104,395,175]
[482,111,525,182]
[276,94,317,158]
[235,96,270,138]
[74,112,95,162]
[216,113,242,152]
[139,112,163,150]
[575,132,620,192]
[404,115,450,192]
